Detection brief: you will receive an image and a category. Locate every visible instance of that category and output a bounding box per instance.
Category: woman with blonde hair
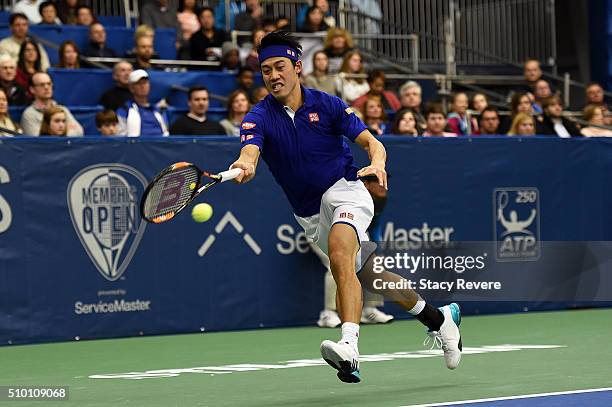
[323,27,354,73]
[0,88,22,136]
[337,50,369,104]
[39,106,67,136]
[507,112,535,136]
[220,89,250,136]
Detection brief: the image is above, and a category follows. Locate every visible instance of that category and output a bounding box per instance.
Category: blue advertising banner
[0,136,611,345]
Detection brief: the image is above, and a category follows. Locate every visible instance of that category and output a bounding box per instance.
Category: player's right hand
[230,161,256,184]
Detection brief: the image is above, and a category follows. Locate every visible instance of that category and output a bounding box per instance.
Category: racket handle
[218,168,243,182]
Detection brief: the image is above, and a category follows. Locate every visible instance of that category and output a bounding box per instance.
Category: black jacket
[539,115,582,137]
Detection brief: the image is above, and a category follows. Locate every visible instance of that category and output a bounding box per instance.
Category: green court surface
[2,308,611,407]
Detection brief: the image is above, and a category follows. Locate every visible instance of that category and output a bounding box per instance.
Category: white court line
[399,387,612,407]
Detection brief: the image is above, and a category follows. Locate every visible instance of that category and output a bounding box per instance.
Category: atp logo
[67,164,147,281]
[493,188,540,261]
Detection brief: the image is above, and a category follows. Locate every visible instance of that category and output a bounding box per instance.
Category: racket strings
[143,167,200,219]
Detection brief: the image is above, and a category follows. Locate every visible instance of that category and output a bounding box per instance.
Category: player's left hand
[358,165,387,190]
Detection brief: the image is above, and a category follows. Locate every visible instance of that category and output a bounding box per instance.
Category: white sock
[408,299,426,315]
[339,322,360,347]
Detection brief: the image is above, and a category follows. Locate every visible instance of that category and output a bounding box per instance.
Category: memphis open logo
[67,164,147,281]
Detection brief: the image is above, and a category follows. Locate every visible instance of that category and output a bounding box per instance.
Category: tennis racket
[140,162,242,223]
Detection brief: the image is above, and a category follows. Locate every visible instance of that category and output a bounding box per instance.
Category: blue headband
[258,45,300,65]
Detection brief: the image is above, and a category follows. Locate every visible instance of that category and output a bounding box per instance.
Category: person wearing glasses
[20,72,83,136]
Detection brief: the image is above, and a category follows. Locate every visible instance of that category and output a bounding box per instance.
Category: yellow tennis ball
[192,203,213,223]
[189,182,196,190]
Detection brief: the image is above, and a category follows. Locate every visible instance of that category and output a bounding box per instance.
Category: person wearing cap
[228,31,464,384]
[220,41,241,73]
[116,69,169,137]
[20,71,83,136]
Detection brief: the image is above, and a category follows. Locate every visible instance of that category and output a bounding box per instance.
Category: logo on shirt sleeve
[345,107,354,115]
[308,113,320,122]
[242,122,256,130]
[241,134,255,143]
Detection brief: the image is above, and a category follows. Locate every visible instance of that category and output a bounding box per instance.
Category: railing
[338,0,556,70]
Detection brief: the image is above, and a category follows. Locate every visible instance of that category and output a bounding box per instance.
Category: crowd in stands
[0,0,609,138]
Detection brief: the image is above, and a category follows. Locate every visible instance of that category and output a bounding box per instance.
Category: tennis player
[230,31,462,383]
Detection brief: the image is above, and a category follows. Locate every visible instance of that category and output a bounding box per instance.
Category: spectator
[95,109,119,136]
[0,55,28,105]
[507,112,535,136]
[214,0,246,31]
[0,13,50,70]
[15,39,43,93]
[252,86,268,103]
[83,23,117,58]
[586,82,606,106]
[235,0,265,33]
[323,28,354,73]
[56,40,80,69]
[133,34,156,70]
[580,105,611,137]
[260,17,276,33]
[38,1,60,25]
[170,86,226,136]
[190,7,229,63]
[585,82,611,126]
[346,0,382,34]
[398,80,426,132]
[336,50,369,104]
[478,106,501,135]
[220,89,249,136]
[75,5,95,26]
[351,70,401,112]
[303,50,337,96]
[447,92,478,135]
[100,60,133,111]
[275,15,290,31]
[140,0,178,34]
[471,93,488,114]
[533,79,552,114]
[390,108,419,136]
[244,28,265,72]
[12,0,44,24]
[499,91,545,134]
[522,58,543,94]
[423,102,456,137]
[117,70,169,137]
[361,95,388,136]
[178,0,200,41]
[540,95,581,138]
[57,0,78,24]
[236,66,255,102]
[39,105,67,136]
[0,88,22,136]
[297,0,335,31]
[220,41,241,72]
[177,0,200,59]
[300,6,329,33]
[21,72,83,136]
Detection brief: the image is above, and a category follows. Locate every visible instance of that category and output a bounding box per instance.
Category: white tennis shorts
[295,177,374,272]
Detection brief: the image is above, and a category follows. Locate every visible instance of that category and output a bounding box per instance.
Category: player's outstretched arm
[230,144,260,184]
[355,130,388,189]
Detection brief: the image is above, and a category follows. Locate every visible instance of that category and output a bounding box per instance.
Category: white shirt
[13,0,45,24]
[552,118,571,138]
